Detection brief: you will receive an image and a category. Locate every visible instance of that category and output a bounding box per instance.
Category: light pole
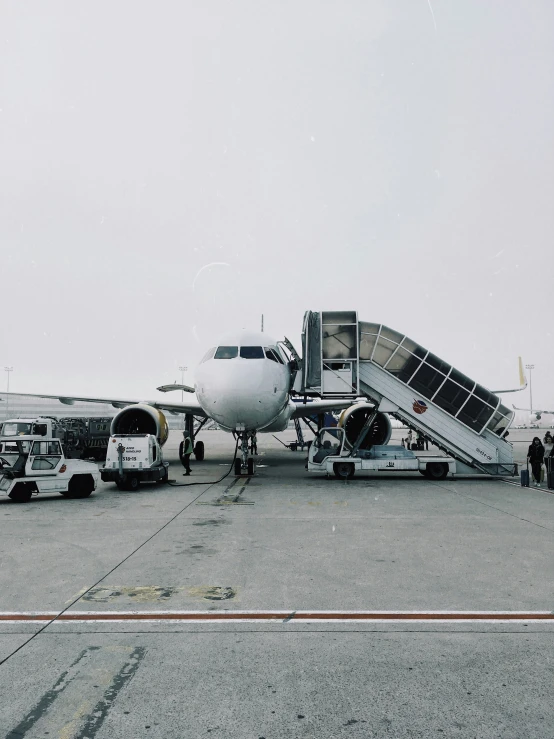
[525,364,534,420]
[179,366,188,404]
[4,367,13,420]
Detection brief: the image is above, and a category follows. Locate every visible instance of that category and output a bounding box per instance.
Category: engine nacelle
[111,404,169,446]
[338,403,392,450]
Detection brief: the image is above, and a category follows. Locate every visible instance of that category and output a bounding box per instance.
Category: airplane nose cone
[223,385,275,429]
[197,363,282,431]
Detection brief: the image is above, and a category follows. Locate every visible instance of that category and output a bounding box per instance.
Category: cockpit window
[214,346,238,359]
[201,347,216,363]
[265,347,284,364]
[240,346,264,359]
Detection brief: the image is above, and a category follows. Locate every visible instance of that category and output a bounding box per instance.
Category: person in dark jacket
[179,432,193,476]
[527,437,545,487]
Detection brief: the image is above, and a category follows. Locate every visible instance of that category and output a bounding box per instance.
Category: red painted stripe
[1,612,554,622]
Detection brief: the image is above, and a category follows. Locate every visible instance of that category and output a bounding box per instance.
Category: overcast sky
[1,1,552,411]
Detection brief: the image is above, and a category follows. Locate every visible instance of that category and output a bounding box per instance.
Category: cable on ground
[0,441,240,668]
[167,438,239,487]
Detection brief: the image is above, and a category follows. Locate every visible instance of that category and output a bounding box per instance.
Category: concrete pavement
[1,428,553,737]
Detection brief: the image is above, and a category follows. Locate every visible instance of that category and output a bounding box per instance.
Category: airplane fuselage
[195,330,295,433]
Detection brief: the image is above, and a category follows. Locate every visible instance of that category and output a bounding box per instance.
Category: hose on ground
[167,439,240,487]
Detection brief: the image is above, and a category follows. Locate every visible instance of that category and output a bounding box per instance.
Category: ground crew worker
[180,432,193,476]
[527,437,545,487]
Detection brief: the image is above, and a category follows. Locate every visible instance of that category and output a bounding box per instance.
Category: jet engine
[338,403,392,450]
[111,404,169,446]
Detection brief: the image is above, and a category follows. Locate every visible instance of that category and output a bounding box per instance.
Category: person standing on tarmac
[180,431,193,476]
[527,437,545,487]
[544,432,553,460]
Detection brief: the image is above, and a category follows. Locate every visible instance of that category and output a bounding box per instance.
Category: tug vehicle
[0,436,99,503]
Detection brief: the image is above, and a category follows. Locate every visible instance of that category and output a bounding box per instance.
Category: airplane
[512,406,554,422]
[495,359,554,422]
[9,329,356,476]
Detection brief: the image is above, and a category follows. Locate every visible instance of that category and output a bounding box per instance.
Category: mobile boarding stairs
[298,311,517,477]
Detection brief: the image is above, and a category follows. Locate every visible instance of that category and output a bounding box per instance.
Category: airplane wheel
[425,462,449,481]
[194,441,205,461]
[247,458,254,476]
[234,459,242,476]
[333,462,355,480]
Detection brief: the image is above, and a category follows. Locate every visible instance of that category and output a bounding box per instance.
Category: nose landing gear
[235,432,257,476]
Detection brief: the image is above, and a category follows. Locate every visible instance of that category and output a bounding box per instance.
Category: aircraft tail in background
[492,357,527,394]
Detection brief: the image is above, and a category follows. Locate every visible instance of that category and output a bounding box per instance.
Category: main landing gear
[234,433,257,476]
[182,414,207,462]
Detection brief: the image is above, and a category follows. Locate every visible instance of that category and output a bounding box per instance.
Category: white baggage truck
[307,427,456,480]
[101,434,169,491]
[0,436,99,503]
[0,417,60,448]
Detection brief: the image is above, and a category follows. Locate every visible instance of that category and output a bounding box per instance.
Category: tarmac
[0,427,553,738]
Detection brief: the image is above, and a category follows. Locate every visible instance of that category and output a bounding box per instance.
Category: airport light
[4,367,13,420]
[525,364,535,419]
[179,366,188,403]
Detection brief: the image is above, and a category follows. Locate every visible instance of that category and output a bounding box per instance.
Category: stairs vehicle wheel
[234,459,242,476]
[333,462,355,480]
[247,458,255,476]
[63,474,95,498]
[425,462,449,481]
[194,441,205,461]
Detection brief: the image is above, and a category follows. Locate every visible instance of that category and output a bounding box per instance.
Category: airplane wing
[492,357,528,394]
[513,405,554,415]
[6,392,209,417]
[291,399,355,419]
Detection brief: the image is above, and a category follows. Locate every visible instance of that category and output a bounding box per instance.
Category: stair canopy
[359,322,513,437]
